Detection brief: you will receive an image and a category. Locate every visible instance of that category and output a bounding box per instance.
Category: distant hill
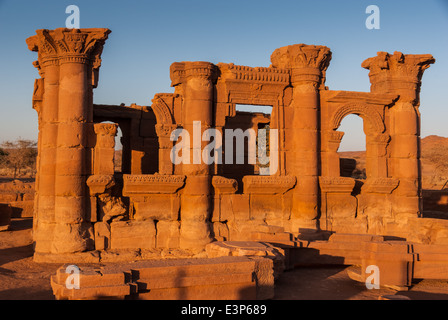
[338,135,448,190]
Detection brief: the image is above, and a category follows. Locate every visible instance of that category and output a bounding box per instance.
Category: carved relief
[242,175,296,194]
[361,178,399,194]
[212,176,238,194]
[170,61,218,86]
[330,103,385,133]
[270,44,331,87]
[32,78,44,113]
[86,175,116,196]
[151,94,175,127]
[123,174,186,195]
[319,176,356,194]
[94,123,118,136]
[362,51,435,103]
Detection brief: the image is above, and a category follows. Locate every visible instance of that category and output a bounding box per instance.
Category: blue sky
[0,0,447,151]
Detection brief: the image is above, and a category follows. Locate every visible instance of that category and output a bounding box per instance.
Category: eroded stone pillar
[27,28,110,254]
[362,51,434,218]
[155,124,175,175]
[322,130,344,177]
[271,44,331,231]
[170,61,217,249]
[93,123,118,175]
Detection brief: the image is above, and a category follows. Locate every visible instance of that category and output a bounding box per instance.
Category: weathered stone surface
[110,220,156,250]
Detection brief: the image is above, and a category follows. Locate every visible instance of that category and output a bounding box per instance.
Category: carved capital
[94,123,118,137]
[27,28,110,87]
[170,61,218,87]
[362,51,434,102]
[86,175,115,196]
[271,44,331,86]
[27,28,110,63]
[155,124,177,139]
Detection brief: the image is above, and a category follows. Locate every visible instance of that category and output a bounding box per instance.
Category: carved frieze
[212,176,238,194]
[123,174,186,195]
[242,175,296,194]
[319,176,356,194]
[361,178,399,194]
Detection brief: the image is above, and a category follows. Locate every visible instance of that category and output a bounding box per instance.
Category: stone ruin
[23,28,448,299]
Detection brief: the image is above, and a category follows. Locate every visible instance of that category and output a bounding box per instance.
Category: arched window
[338,114,366,179]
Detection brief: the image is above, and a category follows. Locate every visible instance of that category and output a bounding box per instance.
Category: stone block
[212,222,229,241]
[110,220,156,250]
[249,194,282,221]
[94,221,111,250]
[220,194,250,221]
[133,194,179,221]
[156,220,180,249]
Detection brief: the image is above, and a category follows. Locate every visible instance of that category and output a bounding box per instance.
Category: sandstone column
[27,33,61,252]
[170,62,217,249]
[27,28,111,254]
[362,52,434,218]
[271,44,331,231]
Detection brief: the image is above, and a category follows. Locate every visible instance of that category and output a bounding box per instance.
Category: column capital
[170,61,218,87]
[27,28,111,68]
[94,122,118,137]
[362,51,435,103]
[270,44,332,87]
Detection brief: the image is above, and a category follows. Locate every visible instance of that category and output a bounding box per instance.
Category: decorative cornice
[324,90,399,107]
[217,63,290,85]
[212,176,238,194]
[319,176,356,194]
[242,175,296,194]
[361,178,399,194]
[123,174,186,195]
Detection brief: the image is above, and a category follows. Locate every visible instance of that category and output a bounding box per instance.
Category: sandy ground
[2,218,448,300]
